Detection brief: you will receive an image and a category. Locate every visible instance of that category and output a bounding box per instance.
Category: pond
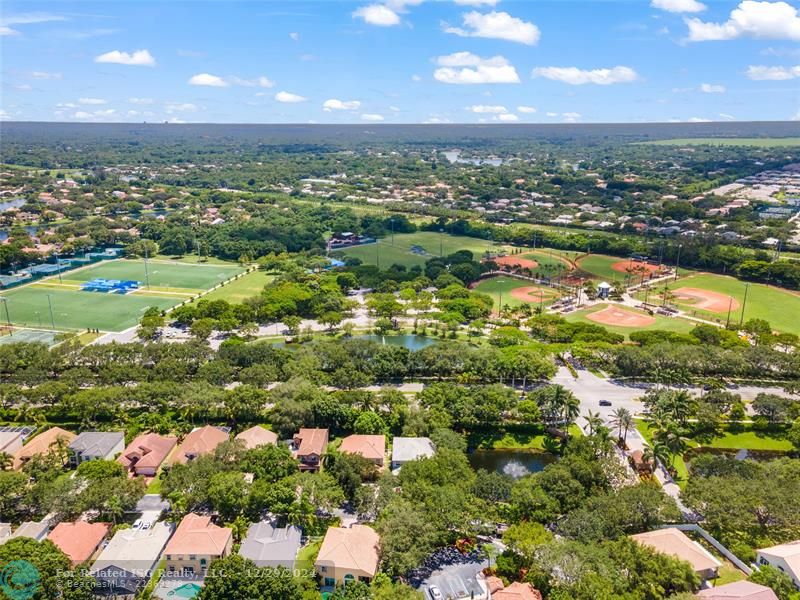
[355,334,438,351]
[468,449,555,478]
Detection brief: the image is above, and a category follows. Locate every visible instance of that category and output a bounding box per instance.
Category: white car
[428,585,443,600]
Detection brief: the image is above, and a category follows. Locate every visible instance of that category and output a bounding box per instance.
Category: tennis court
[0,328,59,346]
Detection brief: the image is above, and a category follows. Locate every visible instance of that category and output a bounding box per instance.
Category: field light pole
[0,298,11,336]
[46,294,55,330]
[674,244,683,282]
[143,244,151,290]
[739,283,750,328]
[439,228,444,257]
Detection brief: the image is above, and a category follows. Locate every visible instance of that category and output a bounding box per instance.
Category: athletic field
[577,254,671,283]
[202,270,273,303]
[472,276,561,312]
[564,303,696,338]
[0,258,244,332]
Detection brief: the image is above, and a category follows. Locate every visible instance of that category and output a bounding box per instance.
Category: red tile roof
[118,433,177,472]
[164,513,232,556]
[48,521,110,565]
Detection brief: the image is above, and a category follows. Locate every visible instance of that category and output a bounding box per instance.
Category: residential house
[118,433,178,477]
[315,525,380,587]
[9,521,49,541]
[48,521,111,566]
[0,523,11,544]
[0,430,25,456]
[170,425,229,465]
[491,581,544,600]
[164,513,233,577]
[91,521,173,597]
[756,540,800,589]
[239,522,301,569]
[631,528,721,581]
[292,428,329,472]
[13,427,76,470]
[696,581,779,600]
[390,437,435,471]
[235,426,278,450]
[340,435,386,467]
[68,432,125,466]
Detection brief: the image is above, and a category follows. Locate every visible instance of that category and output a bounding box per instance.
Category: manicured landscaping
[472,276,561,310]
[66,258,244,290]
[469,424,582,450]
[202,269,273,303]
[564,303,696,337]
[295,539,322,571]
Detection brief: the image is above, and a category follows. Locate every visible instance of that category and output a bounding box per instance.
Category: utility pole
[439,228,444,257]
[55,251,63,284]
[46,293,55,330]
[674,244,683,282]
[0,298,11,336]
[725,297,733,329]
[739,282,750,327]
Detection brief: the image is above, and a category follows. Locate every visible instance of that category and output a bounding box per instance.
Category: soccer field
[65,259,244,291]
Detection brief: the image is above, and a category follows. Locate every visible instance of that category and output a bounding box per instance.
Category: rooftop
[630,528,721,573]
[91,522,173,574]
[697,581,779,600]
[118,432,178,471]
[294,428,328,457]
[69,431,124,457]
[48,521,111,565]
[391,437,436,464]
[316,525,380,576]
[235,426,278,450]
[13,427,76,470]
[172,426,229,464]
[164,513,232,556]
[340,435,385,462]
[239,522,301,568]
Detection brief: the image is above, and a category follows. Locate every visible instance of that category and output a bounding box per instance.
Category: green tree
[198,555,303,600]
[0,537,95,599]
[748,565,800,600]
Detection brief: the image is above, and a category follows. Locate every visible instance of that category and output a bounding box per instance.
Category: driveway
[417,560,489,600]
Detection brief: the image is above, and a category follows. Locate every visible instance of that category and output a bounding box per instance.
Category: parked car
[599,399,612,407]
[428,585,443,600]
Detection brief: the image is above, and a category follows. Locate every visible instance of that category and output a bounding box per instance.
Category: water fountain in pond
[502,460,531,479]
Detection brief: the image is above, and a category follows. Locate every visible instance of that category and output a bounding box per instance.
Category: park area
[639,273,800,335]
[0,258,245,332]
[332,231,511,268]
[471,276,561,312]
[577,254,668,283]
[564,303,696,337]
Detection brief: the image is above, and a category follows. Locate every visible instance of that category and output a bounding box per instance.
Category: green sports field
[472,276,561,311]
[564,303,696,338]
[640,138,800,147]
[202,270,273,303]
[332,232,512,268]
[66,259,244,291]
[520,249,577,271]
[638,272,800,335]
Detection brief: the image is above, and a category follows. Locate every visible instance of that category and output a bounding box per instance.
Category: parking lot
[418,559,489,600]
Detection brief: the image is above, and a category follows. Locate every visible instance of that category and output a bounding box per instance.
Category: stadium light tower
[46,294,56,330]
[0,297,11,336]
[143,243,151,290]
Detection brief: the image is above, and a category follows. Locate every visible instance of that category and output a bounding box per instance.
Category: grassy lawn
[639,272,800,335]
[472,276,561,311]
[332,231,513,268]
[295,539,322,571]
[67,258,244,290]
[146,476,163,494]
[202,270,273,303]
[153,253,241,266]
[564,303,697,338]
[521,248,578,270]
[714,561,747,586]
[470,424,582,450]
[639,138,800,147]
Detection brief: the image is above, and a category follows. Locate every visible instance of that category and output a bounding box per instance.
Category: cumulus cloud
[562,112,582,122]
[444,11,540,45]
[434,52,520,84]
[165,103,198,113]
[361,113,385,121]
[129,97,154,104]
[275,91,307,103]
[517,105,537,113]
[423,116,451,123]
[229,76,274,88]
[495,113,518,122]
[289,32,300,41]
[30,71,62,80]
[687,116,712,122]
[95,49,156,66]
[685,1,800,42]
[188,73,229,87]
[79,97,107,105]
[651,0,706,13]
[353,4,401,26]
[700,83,725,93]
[454,0,500,5]
[323,99,362,111]
[719,113,736,120]
[532,65,638,85]
[466,104,508,113]
[746,64,800,79]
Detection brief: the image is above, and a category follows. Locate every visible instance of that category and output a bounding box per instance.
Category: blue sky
[1,0,799,123]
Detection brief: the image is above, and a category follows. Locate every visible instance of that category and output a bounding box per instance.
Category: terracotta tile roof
[340,435,385,462]
[164,513,232,556]
[492,582,543,600]
[294,428,328,458]
[630,528,721,573]
[48,521,111,565]
[316,525,380,577]
[171,426,229,465]
[13,427,76,470]
[118,433,177,471]
[697,581,779,600]
[235,426,278,450]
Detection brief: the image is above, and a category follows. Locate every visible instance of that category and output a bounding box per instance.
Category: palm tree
[583,410,603,436]
[642,442,670,472]
[610,407,634,447]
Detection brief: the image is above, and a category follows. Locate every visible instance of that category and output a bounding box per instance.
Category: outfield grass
[473,276,561,311]
[576,253,674,283]
[564,303,696,337]
[521,248,577,271]
[639,272,800,335]
[332,231,512,268]
[640,138,800,147]
[65,258,244,290]
[202,270,273,303]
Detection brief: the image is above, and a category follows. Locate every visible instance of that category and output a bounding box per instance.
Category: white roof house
[391,437,436,471]
[756,540,800,589]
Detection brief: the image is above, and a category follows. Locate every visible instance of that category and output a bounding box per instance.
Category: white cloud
[389,105,401,112]
[0,27,19,36]
[562,112,582,122]
[434,52,520,84]
[533,65,638,85]
[719,113,736,120]
[72,111,93,119]
[495,113,518,122]
[546,112,558,117]
[289,32,300,41]
[95,49,156,66]
[13,84,32,91]
[411,74,422,82]
[517,105,537,113]
[466,104,508,113]
[79,97,107,105]
[746,64,800,79]
[165,103,198,113]
[188,73,229,87]
[361,113,385,121]
[323,99,362,111]
[685,1,800,42]
[353,4,401,26]
[275,91,307,103]
[454,0,500,5]
[688,117,712,122]
[651,0,706,13]
[423,116,451,123]
[56,102,77,109]
[70,108,117,121]
[0,110,11,120]
[700,83,726,93]
[30,71,62,80]
[129,97,154,105]
[444,11,540,45]
[1,12,67,35]
[229,76,274,88]
[127,110,140,117]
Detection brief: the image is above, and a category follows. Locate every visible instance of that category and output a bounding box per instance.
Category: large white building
[756,541,800,590]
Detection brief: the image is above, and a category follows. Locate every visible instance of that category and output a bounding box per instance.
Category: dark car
[599,400,612,407]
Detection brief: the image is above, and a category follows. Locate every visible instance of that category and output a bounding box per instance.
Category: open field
[638,272,800,335]
[640,138,800,147]
[332,231,512,268]
[202,270,273,303]
[472,276,561,311]
[577,254,669,283]
[564,303,696,337]
[469,424,582,450]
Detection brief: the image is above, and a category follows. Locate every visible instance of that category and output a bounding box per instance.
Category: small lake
[355,334,438,351]
[0,199,25,212]
[468,449,555,478]
[443,150,503,167]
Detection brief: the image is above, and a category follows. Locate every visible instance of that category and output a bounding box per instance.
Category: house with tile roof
[492,581,544,600]
[8,521,49,542]
[68,431,125,466]
[340,435,385,467]
[390,436,435,471]
[292,428,328,472]
[697,581,779,600]
[631,528,721,581]
[239,522,301,569]
[170,425,229,465]
[315,524,380,587]
[48,521,111,566]
[164,513,233,577]
[756,540,800,590]
[13,427,76,471]
[117,432,177,477]
[235,426,278,450]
